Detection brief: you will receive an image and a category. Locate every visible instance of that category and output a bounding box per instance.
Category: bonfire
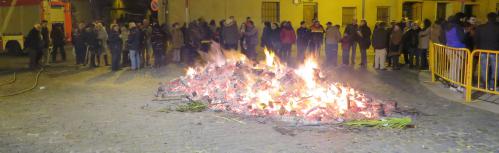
[157,42,397,125]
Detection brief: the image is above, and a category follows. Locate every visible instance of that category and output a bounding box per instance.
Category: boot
[104,55,109,66]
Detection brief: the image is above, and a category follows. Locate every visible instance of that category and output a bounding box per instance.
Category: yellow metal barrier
[466,50,499,102]
[430,43,471,90]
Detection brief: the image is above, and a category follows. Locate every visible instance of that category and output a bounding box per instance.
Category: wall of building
[316,0,400,29]
[158,0,499,28]
[164,0,261,26]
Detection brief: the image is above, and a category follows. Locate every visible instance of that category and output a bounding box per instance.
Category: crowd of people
[23,11,499,91]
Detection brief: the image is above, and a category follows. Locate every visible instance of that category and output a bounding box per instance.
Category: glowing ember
[159,43,396,124]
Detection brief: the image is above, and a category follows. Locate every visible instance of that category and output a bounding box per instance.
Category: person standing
[268,23,281,54]
[26,24,43,69]
[108,24,122,71]
[344,19,360,65]
[372,22,389,70]
[50,25,66,62]
[170,23,184,63]
[151,21,167,68]
[325,22,341,67]
[261,22,272,50]
[199,18,212,52]
[40,20,50,65]
[72,23,87,65]
[445,15,466,92]
[142,19,153,67]
[243,21,258,61]
[358,20,372,67]
[120,25,130,67]
[221,16,240,50]
[309,21,325,57]
[209,20,217,40]
[96,23,109,66]
[239,20,247,52]
[279,21,296,62]
[389,24,403,70]
[296,21,310,62]
[475,13,499,90]
[341,32,352,65]
[418,19,431,70]
[402,22,420,68]
[84,24,100,68]
[127,23,141,70]
[430,20,442,44]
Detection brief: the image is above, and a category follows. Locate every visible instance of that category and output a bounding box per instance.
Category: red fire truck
[0,0,72,54]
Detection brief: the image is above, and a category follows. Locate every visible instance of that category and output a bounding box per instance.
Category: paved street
[0,54,499,153]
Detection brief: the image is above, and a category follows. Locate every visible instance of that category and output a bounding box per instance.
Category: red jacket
[280,28,296,44]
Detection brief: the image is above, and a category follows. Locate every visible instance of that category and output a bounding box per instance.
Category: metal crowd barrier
[466,50,499,102]
[430,43,471,92]
[430,43,499,102]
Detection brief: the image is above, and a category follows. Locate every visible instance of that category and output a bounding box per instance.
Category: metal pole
[164,0,168,25]
[362,0,365,19]
[185,0,189,26]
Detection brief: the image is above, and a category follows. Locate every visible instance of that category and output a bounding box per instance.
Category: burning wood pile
[157,42,397,125]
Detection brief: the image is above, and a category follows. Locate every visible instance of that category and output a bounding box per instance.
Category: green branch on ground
[176,101,207,112]
[342,117,413,129]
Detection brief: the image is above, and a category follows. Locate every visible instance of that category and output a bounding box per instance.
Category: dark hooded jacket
[221,20,240,45]
[151,24,166,49]
[26,27,43,50]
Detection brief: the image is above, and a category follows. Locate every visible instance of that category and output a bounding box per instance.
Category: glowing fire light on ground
[160,43,396,124]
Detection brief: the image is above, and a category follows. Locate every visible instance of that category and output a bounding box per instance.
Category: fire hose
[0,72,16,86]
[0,67,44,97]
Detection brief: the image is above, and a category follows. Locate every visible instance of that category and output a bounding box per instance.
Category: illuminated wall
[159,0,499,27]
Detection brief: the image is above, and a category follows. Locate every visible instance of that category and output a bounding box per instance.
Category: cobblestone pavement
[0,56,498,153]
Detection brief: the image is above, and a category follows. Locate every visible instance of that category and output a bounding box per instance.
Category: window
[303,2,318,25]
[377,7,390,23]
[262,2,280,23]
[437,3,447,20]
[342,7,356,26]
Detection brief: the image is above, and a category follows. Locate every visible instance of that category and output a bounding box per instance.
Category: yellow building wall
[317,0,400,29]
[164,0,261,27]
[280,0,303,28]
[422,1,436,22]
[160,0,499,27]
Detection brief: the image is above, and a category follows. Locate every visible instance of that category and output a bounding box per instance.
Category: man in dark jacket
[108,24,123,71]
[51,25,66,62]
[296,21,310,63]
[358,20,372,67]
[402,22,420,68]
[72,23,87,65]
[372,22,389,70]
[26,24,43,69]
[221,16,240,50]
[84,24,100,68]
[344,19,360,65]
[475,12,499,89]
[151,21,167,68]
[128,22,142,70]
[41,20,50,65]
